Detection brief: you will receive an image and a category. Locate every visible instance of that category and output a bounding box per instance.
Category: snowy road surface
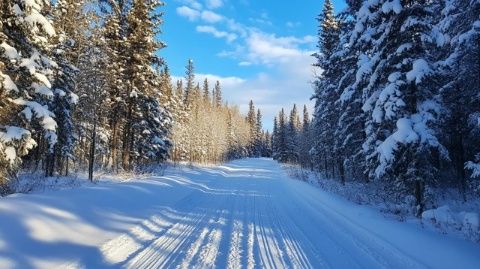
[1,159,480,269]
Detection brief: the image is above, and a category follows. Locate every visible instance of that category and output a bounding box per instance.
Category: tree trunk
[414,180,425,217]
[88,121,97,182]
[339,158,345,185]
[65,156,69,176]
[454,131,467,202]
[111,119,119,172]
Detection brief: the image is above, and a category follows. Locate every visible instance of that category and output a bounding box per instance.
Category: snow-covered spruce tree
[311,0,341,177]
[170,79,183,161]
[101,2,127,171]
[331,2,368,183]
[132,95,172,164]
[272,116,279,160]
[0,0,58,189]
[436,0,480,195]
[44,0,89,176]
[354,0,446,214]
[286,104,301,164]
[246,100,257,156]
[75,37,109,181]
[171,60,196,162]
[299,105,313,170]
[121,0,170,170]
[275,109,289,163]
[213,80,222,108]
[255,109,264,157]
[202,78,210,103]
[183,59,195,109]
[264,130,272,157]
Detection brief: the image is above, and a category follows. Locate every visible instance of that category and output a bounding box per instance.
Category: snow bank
[285,165,480,243]
[423,206,480,241]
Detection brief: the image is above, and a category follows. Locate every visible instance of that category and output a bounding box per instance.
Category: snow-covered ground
[285,165,480,243]
[1,158,479,269]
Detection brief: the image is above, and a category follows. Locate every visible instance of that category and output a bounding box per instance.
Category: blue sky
[161,0,347,129]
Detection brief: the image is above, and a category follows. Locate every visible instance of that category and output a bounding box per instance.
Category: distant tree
[202,78,210,103]
[213,81,222,107]
[183,59,195,108]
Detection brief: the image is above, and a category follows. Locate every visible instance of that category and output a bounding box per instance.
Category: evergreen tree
[332,2,366,183]
[437,0,480,195]
[202,78,210,103]
[0,0,58,189]
[246,100,257,155]
[184,59,195,108]
[351,0,446,213]
[276,109,288,162]
[255,109,263,157]
[176,80,184,100]
[272,117,279,160]
[311,0,341,177]
[286,104,301,163]
[213,81,222,107]
[317,0,340,60]
[102,2,127,171]
[299,105,312,169]
[46,0,89,176]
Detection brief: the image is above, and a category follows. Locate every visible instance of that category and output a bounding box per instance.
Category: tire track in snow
[265,194,316,269]
[224,189,243,269]
[227,219,243,269]
[101,215,173,265]
[175,227,210,269]
[247,192,258,269]
[239,187,257,269]
[125,209,209,269]
[254,192,290,269]
[194,209,226,268]
[123,189,221,269]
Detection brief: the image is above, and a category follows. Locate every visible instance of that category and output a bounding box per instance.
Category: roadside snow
[285,165,480,243]
[1,159,479,269]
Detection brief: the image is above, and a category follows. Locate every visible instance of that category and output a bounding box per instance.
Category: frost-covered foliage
[170,60,269,164]
[436,0,480,193]
[272,104,312,169]
[284,0,480,215]
[0,0,188,191]
[0,0,58,189]
[0,0,272,193]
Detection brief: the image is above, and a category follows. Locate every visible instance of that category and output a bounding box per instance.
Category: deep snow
[1,158,479,268]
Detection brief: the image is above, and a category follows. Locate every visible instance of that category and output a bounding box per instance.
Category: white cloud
[239,61,252,66]
[201,10,224,23]
[240,31,316,66]
[180,0,203,10]
[174,3,318,129]
[246,32,303,64]
[205,0,224,9]
[196,25,237,42]
[286,21,301,28]
[172,73,245,92]
[213,30,318,129]
[196,73,245,88]
[174,58,316,131]
[176,6,200,21]
[249,12,272,26]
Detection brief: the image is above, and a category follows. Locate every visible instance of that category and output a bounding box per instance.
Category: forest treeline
[0,0,270,194]
[273,0,480,215]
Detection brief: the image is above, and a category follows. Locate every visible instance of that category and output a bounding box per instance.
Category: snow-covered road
[1,159,479,269]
